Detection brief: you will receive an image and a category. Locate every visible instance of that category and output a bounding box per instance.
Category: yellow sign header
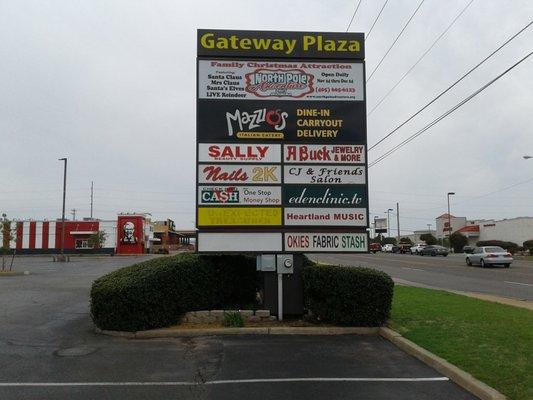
[197,30,364,60]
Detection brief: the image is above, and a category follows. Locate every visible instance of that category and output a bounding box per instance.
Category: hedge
[90,253,257,332]
[476,240,519,254]
[303,264,394,326]
[523,239,533,254]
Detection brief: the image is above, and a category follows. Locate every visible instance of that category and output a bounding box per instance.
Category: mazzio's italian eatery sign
[196,29,368,253]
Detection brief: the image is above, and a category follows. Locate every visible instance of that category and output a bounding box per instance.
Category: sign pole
[277,272,283,321]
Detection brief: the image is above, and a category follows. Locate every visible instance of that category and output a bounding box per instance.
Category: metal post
[59,158,67,257]
[277,273,283,321]
[90,181,93,219]
[396,202,400,242]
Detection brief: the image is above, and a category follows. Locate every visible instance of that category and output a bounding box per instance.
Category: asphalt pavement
[0,255,478,399]
[312,252,533,301]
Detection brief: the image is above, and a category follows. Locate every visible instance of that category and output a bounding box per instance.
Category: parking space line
[504,281,533,287]
[0,377,449,387]
[402,267,425,272]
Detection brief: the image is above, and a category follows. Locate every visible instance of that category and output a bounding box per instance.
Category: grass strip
[390,286,532,400]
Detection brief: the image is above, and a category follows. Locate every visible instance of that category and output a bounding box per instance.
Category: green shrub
[222,312,244,327]
[522,239,533,254]
[476,240,519,254]
[200,254,258,308]
[303,264,394,326]
[449,232,468,253]
[90,253,257,332]
[419,233,437,245]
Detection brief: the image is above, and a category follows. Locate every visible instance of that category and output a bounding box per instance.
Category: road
[311,252,533,301]
[0,255,476,400]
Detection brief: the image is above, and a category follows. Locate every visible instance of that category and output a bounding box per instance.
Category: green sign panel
[284,185,367,207]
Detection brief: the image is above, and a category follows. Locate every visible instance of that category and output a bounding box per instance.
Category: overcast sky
[1,0,532,234]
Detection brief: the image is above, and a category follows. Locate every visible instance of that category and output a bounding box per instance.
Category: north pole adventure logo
[245,69,314,98]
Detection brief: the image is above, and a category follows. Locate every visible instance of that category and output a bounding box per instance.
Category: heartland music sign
[196,29,368,253]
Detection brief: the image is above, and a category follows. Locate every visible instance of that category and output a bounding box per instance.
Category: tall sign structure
[196,30,368,253]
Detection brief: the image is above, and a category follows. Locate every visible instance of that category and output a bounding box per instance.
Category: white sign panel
[199,143,281,163]
[375,217,387,233]
[198,186,282,206]
[284,208,367,226]
[198,232,282,252]
[198,60,364,101]
[284,232,368,252]
[199,164,281,184]
[284,144,365,163]
[283,165,366,184]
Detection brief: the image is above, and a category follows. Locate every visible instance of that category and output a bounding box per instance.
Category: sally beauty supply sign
[196,29,368,253]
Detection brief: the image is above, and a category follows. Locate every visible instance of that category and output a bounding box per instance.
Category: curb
[0,271,29,276]
[96,326,379,338]
[379,327,508,400]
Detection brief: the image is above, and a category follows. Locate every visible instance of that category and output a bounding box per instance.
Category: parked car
[398,243,412,254]
[391,245,400,253]
[382,244,394,253]
[370,243,382,253]
[420,245,449,257]
[410,243,427,255]
[465,246,513,268]
[462,245,475,254]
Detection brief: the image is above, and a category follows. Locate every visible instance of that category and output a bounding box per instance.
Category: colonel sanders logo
[121,221,137,244]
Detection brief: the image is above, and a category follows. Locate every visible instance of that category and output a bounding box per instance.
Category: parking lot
[0,256,478,399]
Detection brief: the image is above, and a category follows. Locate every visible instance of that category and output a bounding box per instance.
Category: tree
[419,233,437,245]
[523,240,533,255]
[450,232,468,253]
[382,237,397,245]
[1,214,16,271]
[399,237,413,245]
[371,233,384,244]
[88,231,107,250]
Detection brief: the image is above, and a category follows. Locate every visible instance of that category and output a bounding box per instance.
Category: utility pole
[58,158,67,259]
[396,202,400,242]
[427,223,432,234]
[447,192,455,250]
[90,181,94,219]
[71,209,76,221]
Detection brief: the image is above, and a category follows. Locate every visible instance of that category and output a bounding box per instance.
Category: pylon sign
[196,29,368,253]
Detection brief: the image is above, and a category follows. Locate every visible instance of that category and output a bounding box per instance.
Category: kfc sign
[199,144,281,163]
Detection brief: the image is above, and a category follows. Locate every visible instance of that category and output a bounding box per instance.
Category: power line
[346,0,364,32]
[452,176,533,208]
[368,0,475,116]
[369,51,533,167]
[366,0,426,83]
[365,0,388,40]
[369,20,533,151]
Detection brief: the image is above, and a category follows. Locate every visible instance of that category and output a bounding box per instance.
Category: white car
[382,244,395,253]
[410,243,427,255]
[466,246,513,268]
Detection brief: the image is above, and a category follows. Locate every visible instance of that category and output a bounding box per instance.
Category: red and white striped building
[2,214,153,254]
